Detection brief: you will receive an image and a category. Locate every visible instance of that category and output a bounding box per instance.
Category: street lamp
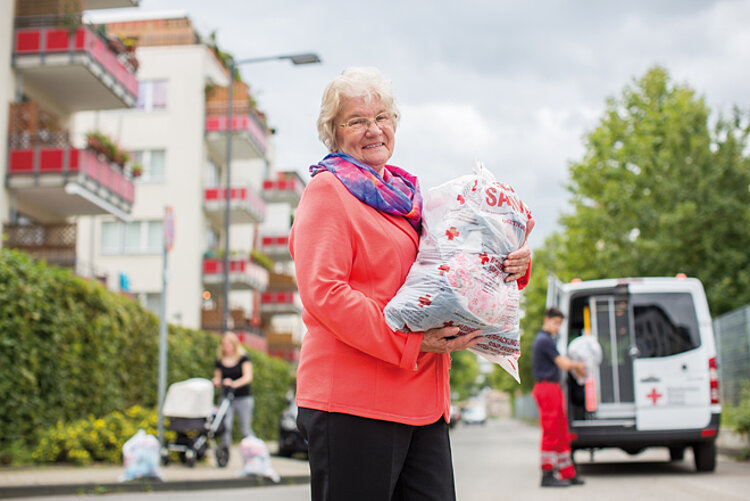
[221,53,321,333]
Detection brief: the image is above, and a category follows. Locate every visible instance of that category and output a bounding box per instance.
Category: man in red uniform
[531,307,586,487]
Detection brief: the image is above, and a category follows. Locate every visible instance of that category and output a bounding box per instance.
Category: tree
[555,66,750,316]
[508,66,750,397]
[449,350,480,400]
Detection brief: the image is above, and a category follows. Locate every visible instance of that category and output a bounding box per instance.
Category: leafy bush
[0,249,291,465]
[724,381,750,437]
[31,405,168,465]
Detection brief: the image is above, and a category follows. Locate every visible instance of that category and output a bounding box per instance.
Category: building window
[136,80,168,111]
[101,220,164,255]
[131,149,166,182]
[141,292,162,316]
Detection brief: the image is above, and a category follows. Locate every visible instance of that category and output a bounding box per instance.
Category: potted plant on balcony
[85,131,129,169]
[130,163,143,178]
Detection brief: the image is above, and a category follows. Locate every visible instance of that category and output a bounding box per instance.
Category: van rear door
[588,293,636,420]
[630,291,711,430]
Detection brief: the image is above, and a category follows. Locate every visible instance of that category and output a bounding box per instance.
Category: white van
[546,276,721,472]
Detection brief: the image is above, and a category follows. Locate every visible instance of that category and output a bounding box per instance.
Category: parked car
[277,399,308,458]
[547,275,721,472]
[461,403,487,425]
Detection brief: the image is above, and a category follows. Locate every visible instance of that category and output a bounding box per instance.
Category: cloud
[121,0,750,248]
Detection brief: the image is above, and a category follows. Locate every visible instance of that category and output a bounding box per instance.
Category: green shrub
[724,381,750,436]
[31,405,169,465]
[0,248,292,464]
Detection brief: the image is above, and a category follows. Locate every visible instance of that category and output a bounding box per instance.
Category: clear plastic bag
[119,429,163,482]
[384,162,532,381]
[239,435,280,483]
[567,335,603,385]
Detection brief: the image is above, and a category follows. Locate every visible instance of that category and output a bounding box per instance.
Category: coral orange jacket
[290,170,529,425]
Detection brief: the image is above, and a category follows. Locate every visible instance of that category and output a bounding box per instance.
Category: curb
[0,475,311,500]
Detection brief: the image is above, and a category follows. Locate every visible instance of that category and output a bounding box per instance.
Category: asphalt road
[16,417,749,501]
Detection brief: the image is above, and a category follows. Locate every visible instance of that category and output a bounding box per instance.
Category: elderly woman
[289,67,532,500]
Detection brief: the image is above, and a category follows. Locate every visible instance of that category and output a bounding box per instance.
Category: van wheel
[668,446,685,461]
[693,442,716,472]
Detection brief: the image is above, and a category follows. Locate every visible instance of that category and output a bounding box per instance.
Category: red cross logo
[457,194,465,205]
[445,227,459,240]
[438,264,450,275]
[646,388,663,405]
[418,294,432,307]
[479,253,490,264]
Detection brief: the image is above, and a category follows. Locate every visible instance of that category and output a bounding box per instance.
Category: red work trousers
[532,381,576,479]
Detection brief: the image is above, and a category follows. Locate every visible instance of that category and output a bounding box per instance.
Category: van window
[632,293,700,357]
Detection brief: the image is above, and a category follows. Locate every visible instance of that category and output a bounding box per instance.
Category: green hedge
[0,249,292,465]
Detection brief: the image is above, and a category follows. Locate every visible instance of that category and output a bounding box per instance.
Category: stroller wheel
[184,448,196,468]
[216,445,230,468]
[160,447,170,466]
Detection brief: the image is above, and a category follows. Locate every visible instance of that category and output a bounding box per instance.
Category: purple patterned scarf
[310,152,423,234]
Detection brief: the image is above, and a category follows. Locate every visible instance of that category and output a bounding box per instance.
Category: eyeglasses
[337,113,395,132]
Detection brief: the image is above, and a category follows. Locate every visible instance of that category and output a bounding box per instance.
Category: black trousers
[297,407,456,501]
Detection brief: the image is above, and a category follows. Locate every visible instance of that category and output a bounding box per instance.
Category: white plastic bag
[239,435,280,483]
[384,162,532,381]
[567,335,603,385]
[119,429,163,482]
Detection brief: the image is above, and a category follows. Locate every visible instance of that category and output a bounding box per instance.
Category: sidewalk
[0,442,310,499]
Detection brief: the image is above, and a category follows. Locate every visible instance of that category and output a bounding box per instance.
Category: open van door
[546,274,565,310]
[587,291,637,420]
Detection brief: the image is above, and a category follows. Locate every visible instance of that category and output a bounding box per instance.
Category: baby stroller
[160,378,234,468]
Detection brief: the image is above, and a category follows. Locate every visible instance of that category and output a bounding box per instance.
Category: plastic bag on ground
[567,335,603,385]
[384,162,532,381]
[239,435,280,483]
[119,429,163,482]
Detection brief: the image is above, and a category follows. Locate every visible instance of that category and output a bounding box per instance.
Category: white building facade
[73,13,304,356]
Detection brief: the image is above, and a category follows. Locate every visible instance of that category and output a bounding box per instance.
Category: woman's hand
[503,217,534,282]
[420,327,484,354]
[222,378,234,388]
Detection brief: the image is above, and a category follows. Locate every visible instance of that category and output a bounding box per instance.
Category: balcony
[203,186,265,228]
[262,171,305,206]
[205,103,268,162]
[260,234,291,261]
[202,257,269,292]
[7,133,135,220]
[268,270,297,291]
[266,331,300,363]
[2,223,76,268]
[85,1,140,8]
[260,291,302,315]
[12,23,138,111]
[204,82,268,162]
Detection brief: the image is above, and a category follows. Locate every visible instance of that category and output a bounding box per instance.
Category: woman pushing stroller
[212,332,254,447]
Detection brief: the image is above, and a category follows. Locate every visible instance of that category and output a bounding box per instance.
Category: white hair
[317,66,401,152]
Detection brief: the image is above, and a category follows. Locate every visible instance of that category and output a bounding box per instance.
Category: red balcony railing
[205,103,268,159]
[260,235,291,260]
[7,143,135,214]
[202,257,269,291]
[13,24,138,106]
[262,173,305,205]
[203,186,266,225]
[260,291,302,314]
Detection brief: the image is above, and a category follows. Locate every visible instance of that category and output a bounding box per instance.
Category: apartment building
[1,0,140,274]
[72,12,305,358]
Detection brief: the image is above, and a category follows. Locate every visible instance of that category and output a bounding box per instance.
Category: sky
[94,0,749,249]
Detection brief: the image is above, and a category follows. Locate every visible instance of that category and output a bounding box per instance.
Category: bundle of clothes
[385,163,532,381]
